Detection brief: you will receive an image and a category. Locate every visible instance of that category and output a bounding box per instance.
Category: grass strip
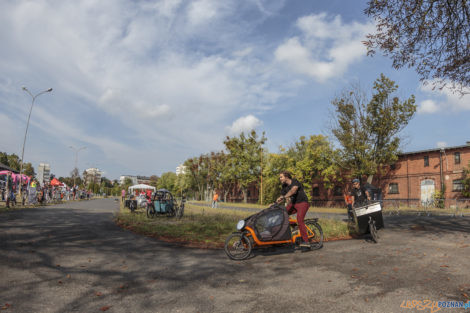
[115,202,354,248]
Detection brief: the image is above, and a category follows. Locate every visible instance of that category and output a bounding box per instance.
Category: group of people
[1,171,92,208]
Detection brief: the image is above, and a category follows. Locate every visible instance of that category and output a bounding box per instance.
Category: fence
[311,198,470,217]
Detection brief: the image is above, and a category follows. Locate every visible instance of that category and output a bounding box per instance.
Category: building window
[453,179,464,191]
[333,186,342,196]
[388,183,399,194]
[454,152,461,165]
[312,187,320,197]
[424,155,429,167]
[390,163,396,170]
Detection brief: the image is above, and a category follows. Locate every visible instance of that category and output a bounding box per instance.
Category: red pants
[286,202,309,242]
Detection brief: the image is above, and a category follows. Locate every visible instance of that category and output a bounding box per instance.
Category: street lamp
[20,86,53,195]
[69,146,87,187]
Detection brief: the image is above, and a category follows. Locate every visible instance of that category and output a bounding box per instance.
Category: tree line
[161,74,419,203]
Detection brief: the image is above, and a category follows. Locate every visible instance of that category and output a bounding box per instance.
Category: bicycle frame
[243,217,315,247]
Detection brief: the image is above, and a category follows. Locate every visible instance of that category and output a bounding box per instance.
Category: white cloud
[0,0,293,177]
[418,100,439,114]
[226,115,263,135]
[418,82,470,114]
[274,13,374,82]
[187,0,218,26]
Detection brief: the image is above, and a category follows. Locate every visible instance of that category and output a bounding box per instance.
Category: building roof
[400,143,470,156]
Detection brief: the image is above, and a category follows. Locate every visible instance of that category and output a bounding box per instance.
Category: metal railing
[310,198,470,217]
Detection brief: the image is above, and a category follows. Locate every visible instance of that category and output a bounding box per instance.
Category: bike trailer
[154,200,173,213]
[352,202,384,234]
[245,204,291,241]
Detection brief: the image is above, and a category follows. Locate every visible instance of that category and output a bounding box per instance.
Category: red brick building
[309,142,470,207]
[383,142,470,204]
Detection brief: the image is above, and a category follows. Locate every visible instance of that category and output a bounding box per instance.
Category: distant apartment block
[84,168,102,185]
[37,163,51,186]
[119,175,138,185]
[176,164,187,176]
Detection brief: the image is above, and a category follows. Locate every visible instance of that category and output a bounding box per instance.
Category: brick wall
[382,145,470,201]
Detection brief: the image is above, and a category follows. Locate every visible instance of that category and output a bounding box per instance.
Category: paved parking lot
[0,198,469,312]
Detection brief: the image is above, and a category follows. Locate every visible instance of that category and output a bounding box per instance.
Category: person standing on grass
[212,192,219,208]
[276,171,311,249]
[344,185,354,221]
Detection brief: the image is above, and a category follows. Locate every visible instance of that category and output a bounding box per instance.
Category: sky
[0,0,469,180]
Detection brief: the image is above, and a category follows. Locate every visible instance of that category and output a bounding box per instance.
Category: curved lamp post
[70,145,87,187]
[20,87,53,194]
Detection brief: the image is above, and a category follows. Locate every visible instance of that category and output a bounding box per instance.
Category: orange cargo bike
[224,204,323,260]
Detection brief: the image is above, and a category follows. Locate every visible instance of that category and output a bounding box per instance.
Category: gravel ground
[0,198,469,313]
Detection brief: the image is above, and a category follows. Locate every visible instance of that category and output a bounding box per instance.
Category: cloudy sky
[1,0,469,180]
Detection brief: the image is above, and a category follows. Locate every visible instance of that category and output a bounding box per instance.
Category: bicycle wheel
[305,220,324,250]
[224,232,252,260]
[146,205,156,218]
[369,218,378,243]
[129,201,136,213]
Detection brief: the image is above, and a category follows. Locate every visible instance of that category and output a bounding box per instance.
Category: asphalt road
[1,198,469,313]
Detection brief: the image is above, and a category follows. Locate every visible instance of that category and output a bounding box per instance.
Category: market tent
[128,184,156,192]
[50,178,62,186]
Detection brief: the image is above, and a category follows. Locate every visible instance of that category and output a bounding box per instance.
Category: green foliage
[331,74,416,180]
[224,130,266,203]
[462,161,470,198]
[149,175,159,188]
[101,177,113,188]
[157,172,177,194]
[23,163,35,176]
[0,151,34,176]
[261,136,340,203]
[0,152,8,166]
[6,154,20,171]
[286,135,340,192]
[183,155,210,200]
[262,152,290,203]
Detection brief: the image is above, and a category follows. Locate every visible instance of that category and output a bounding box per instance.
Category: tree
[149,175,159,188]
[0,152,8,166]
[22,162,35,177]
[462,161,470,198]
[262,152,290,204]
[286,135,340,194]
[331,74,416,182]
[6,154,20,171]
[364,0,470,93]
[183,156,210,200]
[224,130,266,203]
[157,172,177,194]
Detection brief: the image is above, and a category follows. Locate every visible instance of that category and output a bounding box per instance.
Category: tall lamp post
[20,87,53,196]
[70,146,86,187]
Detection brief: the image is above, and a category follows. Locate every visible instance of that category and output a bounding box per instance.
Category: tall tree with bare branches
[364,0,470,94]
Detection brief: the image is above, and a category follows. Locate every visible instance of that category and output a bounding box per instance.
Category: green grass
[115,202,354,248]
[196,200,470,215]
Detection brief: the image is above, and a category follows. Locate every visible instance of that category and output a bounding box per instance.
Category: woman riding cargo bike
[224,171,323,260]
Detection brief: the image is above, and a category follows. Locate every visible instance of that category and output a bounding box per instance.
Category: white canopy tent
[128,184,156,193]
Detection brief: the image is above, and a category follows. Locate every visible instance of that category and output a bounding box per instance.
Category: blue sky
[0,0,469,180]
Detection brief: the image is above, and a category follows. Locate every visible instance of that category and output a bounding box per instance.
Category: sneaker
[299,241,311,249]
